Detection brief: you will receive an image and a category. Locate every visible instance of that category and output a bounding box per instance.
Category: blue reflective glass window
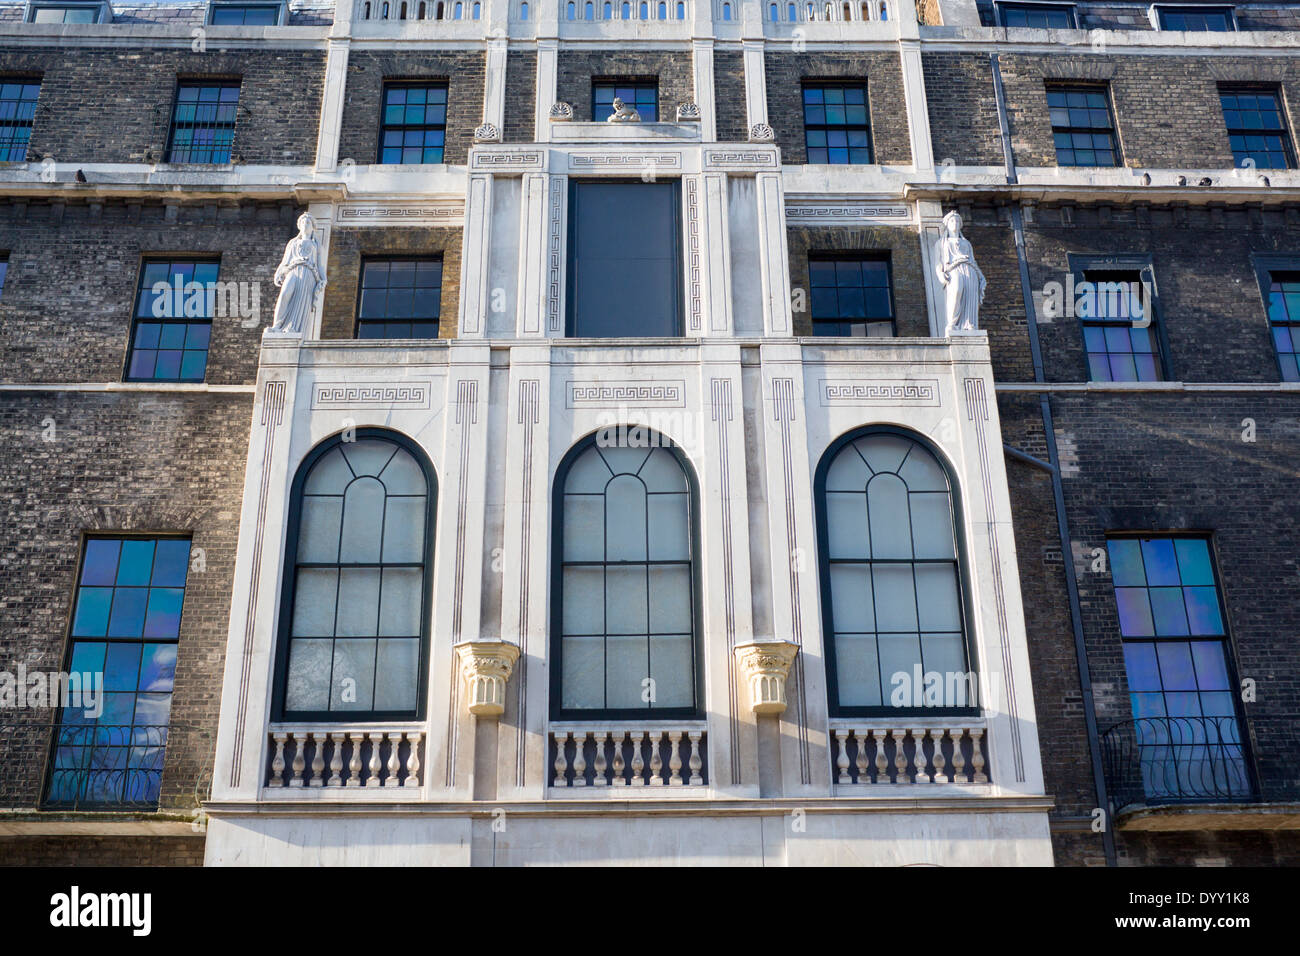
[0,79,39,162]
[1265,272,1300,381]
[379,83,447,164]
[167,81,240,164]
[803,83,873,165]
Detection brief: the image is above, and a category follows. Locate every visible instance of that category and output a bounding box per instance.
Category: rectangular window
[1220,86,1294,171]
[1079,270,1162,382]
[46,536,191,809]
[356,258,443,339]
[125,259,218,382]
[210,4,282,24]
[592,81,658,122]
[1106,536,1252,803]
[166,81,240,164]
[0,254,8,297]
[1266,270,1300,382]
[567,180,682,337]
[808,256,894,337]
[802,83,872,165]
[1156,5,1233,30]
[996,2,1076,27]
[0,79,41,163]
[28,3,104,23]
[1048,85,1119,167]
[379,82,447,165]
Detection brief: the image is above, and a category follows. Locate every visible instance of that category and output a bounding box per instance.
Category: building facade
[0,0,1297,866]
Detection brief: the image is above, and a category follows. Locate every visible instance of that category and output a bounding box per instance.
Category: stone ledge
[1117,801,1300,832]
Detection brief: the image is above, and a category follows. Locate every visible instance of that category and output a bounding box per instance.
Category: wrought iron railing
[1099,715,1256,813]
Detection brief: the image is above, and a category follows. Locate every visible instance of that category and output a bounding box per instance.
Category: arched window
[721,1,731,19]
[567,1,575,17]
[657,0,666,16]
[621,0,630,16]
[676,0,684,17]
[276,431,435,720]
[453,0,463,17]
[519,0,529,17]
[815,428,973,715]
[584,0,594,17]
[787,1,796,18]
[472,0,481,16]
[639,0,647,16]
[399,1,407,18]
[769,2,777,18]
[552,433,700,717]
[603,0,611,16]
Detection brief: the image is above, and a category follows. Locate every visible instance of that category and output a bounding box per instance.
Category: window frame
[207,1,286,25]
[352,254,445,340]
[376,80,449,166]
[801,80,874,166]
[1218,83,1296,172]
[814,425,980,719]
[1151,4,1236,32]
[1250,253,1300,382]
[994,1,1078,28]
[24,1,109,23]
[271,429,438,724]
[123,257,221,384]
[548,430,705,721]
[165,79,242,165]
[807,252,896,338]
[1068,253,1172,383]
[591,79,659,123]
[0,76,41,163]
[1047,83,1121,169]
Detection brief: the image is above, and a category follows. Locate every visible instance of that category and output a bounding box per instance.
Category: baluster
[649,733,665,785]
[630,732,646,786]
[404,733,422,787]
[949,727,966,782]
[688,731,703,786]
[289,733,306,787]
[972,728,988,783]
[668,731,683,786]
[835,731,850,784]
[309,732,326,787]
[327,733,343,786]
[854,729,870,785]
[593,732,609,787]
[893,729,908,784]
[269,733,287,787]
[611,731,627,786]
[385,732,402,787]
[553,733,569,787]
[932,728,948,784]
[366,732,383,787]
[912,729,930,784]
[347,732,363,787]
[874,729,890,783]
[572,732,588,787]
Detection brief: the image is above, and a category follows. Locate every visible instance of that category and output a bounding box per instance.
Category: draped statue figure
[269,213,325,336]
[935,210,986,336]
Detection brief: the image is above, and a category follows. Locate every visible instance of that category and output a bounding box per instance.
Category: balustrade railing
[549,724,708,787]
[266,726,425,789]
[1099,716,1256,812]
[355,0,482,21]
[735,0,891,22]
[829,724,988,785]
[556,0,690,20]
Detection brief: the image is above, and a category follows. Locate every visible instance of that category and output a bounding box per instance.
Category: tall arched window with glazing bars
[814,427,975,715]
[551,433,701,718]
[274,430,435,721]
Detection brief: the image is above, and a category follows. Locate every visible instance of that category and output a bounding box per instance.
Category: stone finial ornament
[676,102,701,122]
[734,640,800,715]
[473,122,501,143]
[268,212,325,336]
[455,641,521,718]
[935,210,986,336]
[549,101,575,121]
[606,97,641,123]
[748,123,775,142]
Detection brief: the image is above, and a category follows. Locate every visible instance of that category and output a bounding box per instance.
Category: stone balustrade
[266,725,425,789]
[829,723,989,785]
[550,724,708,787]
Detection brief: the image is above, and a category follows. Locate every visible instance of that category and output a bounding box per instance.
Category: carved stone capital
[455,641,521,717]
[549,101,574,122]
[733,640,799,715]
[748,123,775,143]
[473,123,501,143]
[676,102,702,122]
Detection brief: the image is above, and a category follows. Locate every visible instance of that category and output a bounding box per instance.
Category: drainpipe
[990,53,1117,866]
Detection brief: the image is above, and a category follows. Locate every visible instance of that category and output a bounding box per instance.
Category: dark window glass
[1158,7,1232,30]
[553,437,699,717]
[126,259,218,383]
[1267,270,1300,382]
[1048,86,1118,167]
[1106,536,1251,802]
[808,256,894,337]
[45,536,191,810]
[211,4,280,24]
[1220,87,1294,171]
[167,81,240,164]
[818,431,971,715]
[31,5,101,22]
[593,82,658,122]
[379,83,447,165]
[278,434,433,720]
[998,2,1075,27]
[803,83,872,165]
[567,180,681,337]
[0,80,41,162]
[1079,270,1162,382]
[356,258,442,339]
[0,255,7,296]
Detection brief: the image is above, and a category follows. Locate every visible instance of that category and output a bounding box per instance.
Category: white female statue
[935,210,986,336]
[268,212,325,335]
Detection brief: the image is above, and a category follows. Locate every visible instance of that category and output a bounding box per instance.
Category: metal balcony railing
[1099,715,1257,813]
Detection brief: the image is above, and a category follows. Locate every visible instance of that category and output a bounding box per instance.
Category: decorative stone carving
[455,641,521,718]
[935,210,986,336]
[676,102,701,122]
[734,640,800,716]
[548,101,574,121]
[267,212,325,337]
[748,123,775,142]
[606,97,641,123]
[473,122,501,143]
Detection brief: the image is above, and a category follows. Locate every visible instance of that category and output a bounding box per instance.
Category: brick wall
[713,48,748,143]
[337,50,486,166]
[0,835,206,866]
[504,49,537,144]
[556,50,694,123]
[0,46,324,166]
[763,51,911,166]
[320,226,463,339]
[922,53,1004,167]
[0,200,302,386]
